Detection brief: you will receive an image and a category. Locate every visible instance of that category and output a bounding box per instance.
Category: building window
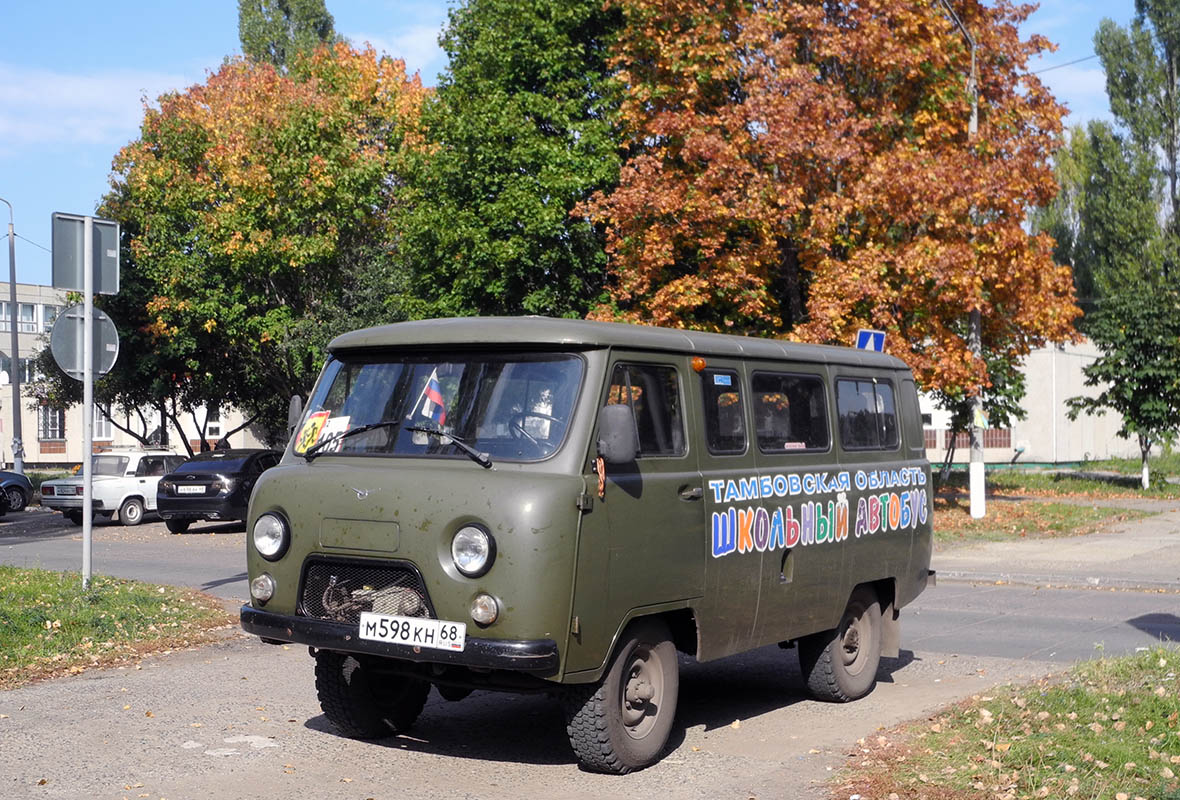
[43,304,60,332]
[0,302,8,333]
[946,428,1013,449]
[18,303,36,333]
[38,406,65,440]
[94,404,113,440]
[206,404,221,438]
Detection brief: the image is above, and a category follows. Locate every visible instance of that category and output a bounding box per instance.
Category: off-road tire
[563,618,678,774]
[6,486,27,512]
[314,651,429,739]
[65,510,83,526]
[165,519,191,534]
[118,498,144,526]
[799,585,882,702]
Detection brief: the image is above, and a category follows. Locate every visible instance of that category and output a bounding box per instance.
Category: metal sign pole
[82,217,94,589]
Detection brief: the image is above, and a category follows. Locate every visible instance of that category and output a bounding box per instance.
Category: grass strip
[934,497,1154,545]
[833,645,1180,800]
[0,565,234,689]
[940,470,1180,500]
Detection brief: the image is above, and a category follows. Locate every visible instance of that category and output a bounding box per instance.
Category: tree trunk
[776,239,807,329]
[1139,433,1151,490]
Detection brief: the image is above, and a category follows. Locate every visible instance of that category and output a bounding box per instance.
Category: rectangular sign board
[855,328,885,352]
[51,213,120,295]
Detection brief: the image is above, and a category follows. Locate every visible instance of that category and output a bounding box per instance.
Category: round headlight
[451,525,496,577]
[253,513,290,561]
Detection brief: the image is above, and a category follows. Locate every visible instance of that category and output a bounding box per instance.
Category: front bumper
[239,605,561,677]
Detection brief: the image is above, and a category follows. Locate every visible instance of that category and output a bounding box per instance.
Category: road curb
[937,569,1180,592]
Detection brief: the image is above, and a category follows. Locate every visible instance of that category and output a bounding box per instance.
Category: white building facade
[921,339,1139,465]
[0,281,264,469]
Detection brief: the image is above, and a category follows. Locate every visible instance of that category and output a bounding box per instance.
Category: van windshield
[294,352,584,462]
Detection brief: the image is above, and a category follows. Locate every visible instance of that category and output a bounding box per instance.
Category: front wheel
[799,585,882,702]
[563,618,679,774]
[118,498,144,526]
[314,651,430,739]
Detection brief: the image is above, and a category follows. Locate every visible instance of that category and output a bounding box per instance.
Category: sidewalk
[934,499,1180,591]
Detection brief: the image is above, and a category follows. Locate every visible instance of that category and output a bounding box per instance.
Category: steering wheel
[509,412,563,451]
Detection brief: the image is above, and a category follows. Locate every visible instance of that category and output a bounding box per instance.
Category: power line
[1031,54,1100,75]
[14,233,51,254]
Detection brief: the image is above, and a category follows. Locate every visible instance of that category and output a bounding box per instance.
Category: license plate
[177,485,205,495]
[358,612,466,652]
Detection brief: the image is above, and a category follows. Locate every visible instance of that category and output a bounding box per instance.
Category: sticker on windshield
[317,416,351,452]
[295,411,331,453]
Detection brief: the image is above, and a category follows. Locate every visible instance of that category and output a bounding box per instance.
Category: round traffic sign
[49,304,120,380]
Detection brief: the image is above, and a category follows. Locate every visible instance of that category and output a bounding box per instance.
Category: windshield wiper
[404,424,493,469]
[303,420,402,462]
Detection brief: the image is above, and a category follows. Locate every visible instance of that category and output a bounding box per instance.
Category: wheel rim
[840,605,871,676]
[6,488,21,509]
[619,643,665,739]
[126,503,141,522]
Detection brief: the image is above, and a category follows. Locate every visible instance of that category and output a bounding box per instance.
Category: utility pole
[0,198,24,475]
[937,0,985,519]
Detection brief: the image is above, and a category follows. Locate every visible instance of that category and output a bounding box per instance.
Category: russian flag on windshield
[420,368,447,425]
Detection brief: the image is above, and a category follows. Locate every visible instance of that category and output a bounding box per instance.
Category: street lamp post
[936,0,985,519]
[0,197,23,475]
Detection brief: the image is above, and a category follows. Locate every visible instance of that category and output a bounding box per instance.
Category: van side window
[751,372,830,453]
[607,364,685,456]
[701,369,746,454]
[836,378,899,450]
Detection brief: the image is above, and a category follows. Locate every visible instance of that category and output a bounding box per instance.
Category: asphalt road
[1,507,1177,799]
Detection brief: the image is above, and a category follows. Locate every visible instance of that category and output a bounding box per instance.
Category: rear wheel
[6,486,27,512]
[165,518,191,534]
[563,618,678,774]
[799,585,882,702]
[118,498,144,526]
[314,651,430,739]
[64,510,83,526]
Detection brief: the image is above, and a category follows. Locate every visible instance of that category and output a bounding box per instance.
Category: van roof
[329,317,911,371]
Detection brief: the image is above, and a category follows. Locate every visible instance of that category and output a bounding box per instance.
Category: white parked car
[40,449,187,526]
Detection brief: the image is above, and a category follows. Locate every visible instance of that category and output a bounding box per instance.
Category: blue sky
[0,0,1133,287]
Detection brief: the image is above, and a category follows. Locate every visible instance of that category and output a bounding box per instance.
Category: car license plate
[358,612,466,652]
[177,485,205,495]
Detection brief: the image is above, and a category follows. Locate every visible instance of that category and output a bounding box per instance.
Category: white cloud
[347,23,447,83]
[0,62,196,155]
[1038,64,1112,127]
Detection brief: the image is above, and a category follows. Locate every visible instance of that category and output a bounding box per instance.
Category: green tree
[1095,3,1180,268]
[1033,122,1162,311]
[1067,290,1180,488]
[100,45,426,442]
[392,0,623,319]
[239,0,339,69]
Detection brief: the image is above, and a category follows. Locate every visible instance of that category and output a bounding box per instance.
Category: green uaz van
[240,316,935,773]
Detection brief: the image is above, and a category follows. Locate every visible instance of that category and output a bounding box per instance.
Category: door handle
[678,486,703,501]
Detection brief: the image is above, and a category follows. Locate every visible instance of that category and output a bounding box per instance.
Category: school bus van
[240,316,935,773]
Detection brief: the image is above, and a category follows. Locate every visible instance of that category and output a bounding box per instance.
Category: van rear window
[836,378,899,450]
[751,372,830,453]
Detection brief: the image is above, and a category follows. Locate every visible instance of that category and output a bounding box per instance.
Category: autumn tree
[392,0,622,318]
[239,0,339,69]
[102,44,426,441]
[588,0,1078,396]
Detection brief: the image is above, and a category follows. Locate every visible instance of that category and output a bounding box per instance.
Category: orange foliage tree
[587,0,1078,393]
[100,43,426,439]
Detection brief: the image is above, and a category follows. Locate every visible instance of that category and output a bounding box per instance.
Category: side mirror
[597,404,639,464]
[287,394,304,434]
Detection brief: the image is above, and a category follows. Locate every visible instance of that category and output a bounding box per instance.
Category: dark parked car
[0,470,33,512]
[157,449,281,533]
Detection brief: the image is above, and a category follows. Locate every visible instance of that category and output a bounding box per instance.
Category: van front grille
[299,558,433,625]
